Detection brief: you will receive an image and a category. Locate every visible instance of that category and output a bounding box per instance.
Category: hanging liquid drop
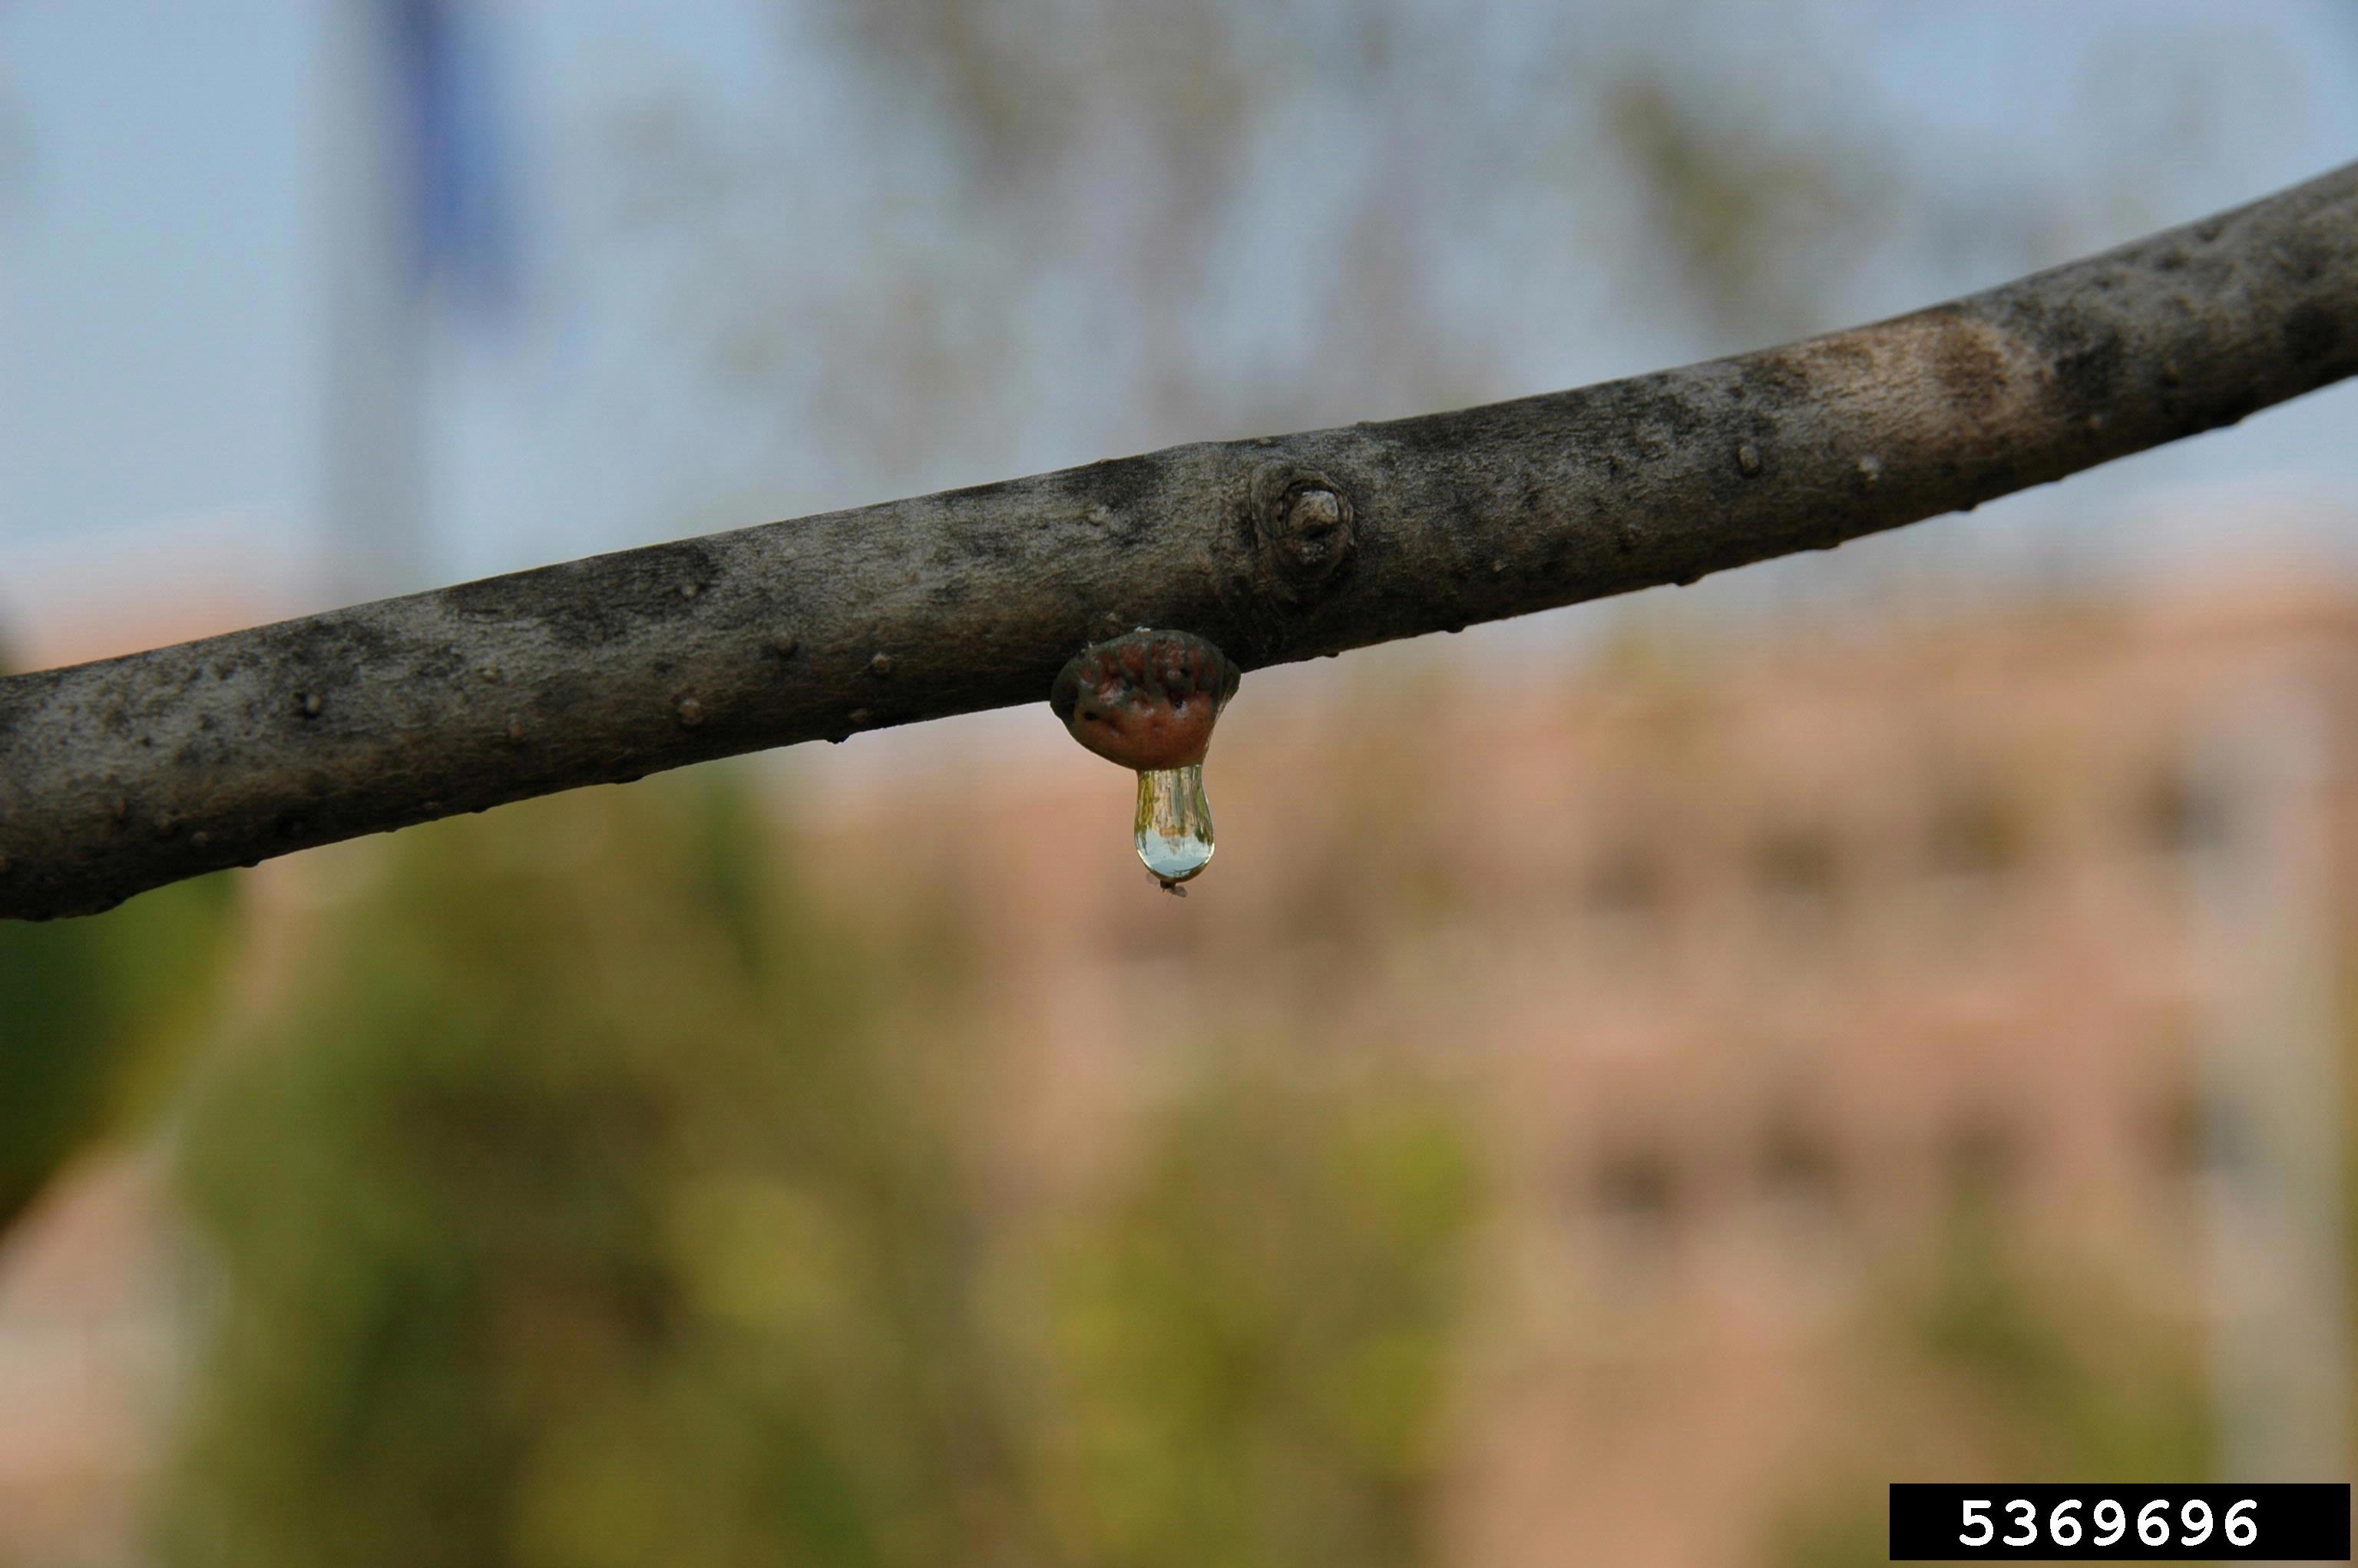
[1050,629,1240,894]
[1136,763,1214,888]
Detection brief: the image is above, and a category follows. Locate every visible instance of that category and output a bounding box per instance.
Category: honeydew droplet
[1134,763,1215,889]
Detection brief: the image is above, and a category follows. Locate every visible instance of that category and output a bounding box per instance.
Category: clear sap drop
[1135,764,1215,886]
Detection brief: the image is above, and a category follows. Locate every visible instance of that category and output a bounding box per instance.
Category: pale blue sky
[3,0,2356,661]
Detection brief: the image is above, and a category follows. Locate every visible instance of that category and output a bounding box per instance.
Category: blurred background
[5,2,2358,1563]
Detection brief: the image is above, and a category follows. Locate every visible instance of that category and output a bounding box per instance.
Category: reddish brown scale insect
[1050,629,1240,772]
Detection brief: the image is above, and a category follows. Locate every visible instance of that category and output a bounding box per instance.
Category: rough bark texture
[6,161,2358,918]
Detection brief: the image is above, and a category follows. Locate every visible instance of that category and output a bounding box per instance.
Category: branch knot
[1248,461,1357,604]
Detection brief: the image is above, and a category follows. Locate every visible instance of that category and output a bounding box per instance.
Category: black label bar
[1890,1484,2350,1560]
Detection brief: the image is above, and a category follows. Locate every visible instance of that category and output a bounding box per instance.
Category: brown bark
[5,160,2356,918]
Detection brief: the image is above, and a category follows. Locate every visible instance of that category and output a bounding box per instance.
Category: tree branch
[7,161,2358,919]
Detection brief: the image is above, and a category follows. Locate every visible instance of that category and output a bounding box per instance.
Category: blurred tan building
[805,575,2358,1566]
[5,574,2356,1566]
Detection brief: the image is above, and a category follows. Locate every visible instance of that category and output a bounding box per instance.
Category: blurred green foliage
[1041,1075,1478,1568]
[1909,1213,2210,1484]
[1770,1206,2212,1568]
[0,870,239,1231]
[156,773,1482,1568]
